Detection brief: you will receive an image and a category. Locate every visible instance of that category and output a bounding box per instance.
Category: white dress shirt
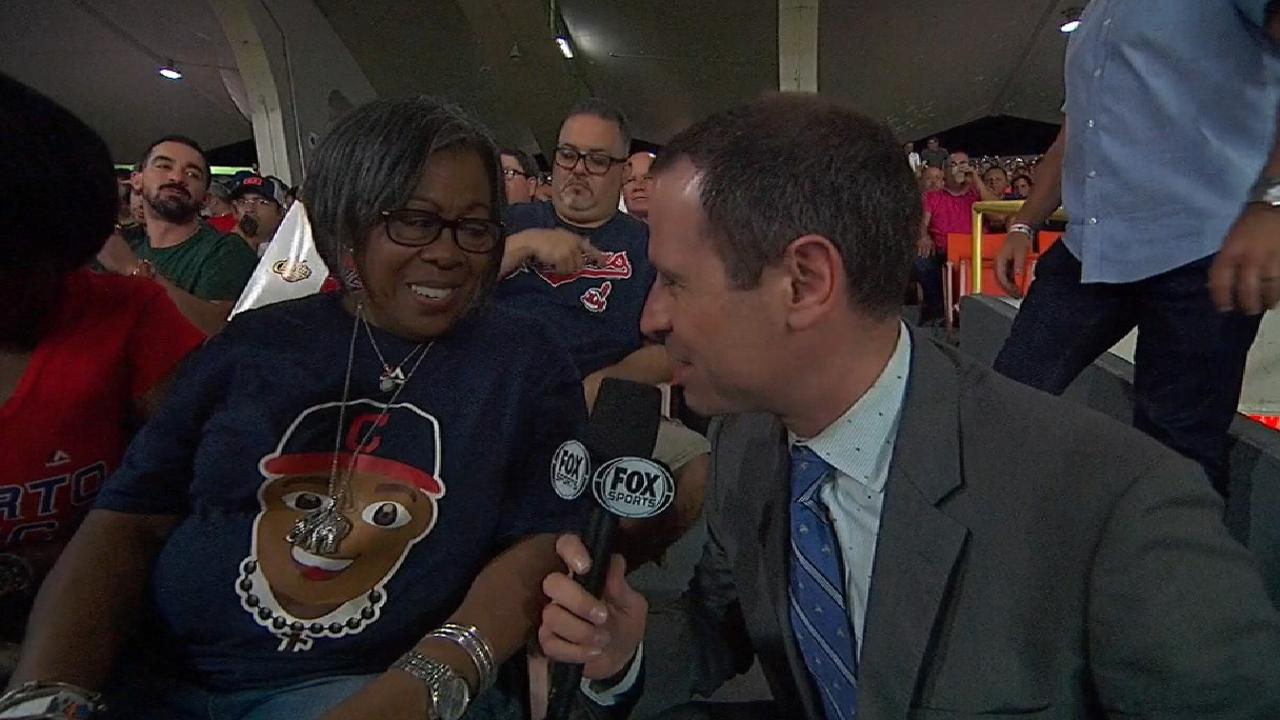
[790,324,911,659]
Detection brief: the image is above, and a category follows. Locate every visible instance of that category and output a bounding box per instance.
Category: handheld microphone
[545,378,673,719]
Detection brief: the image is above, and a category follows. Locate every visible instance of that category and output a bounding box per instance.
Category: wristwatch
[0,553,31,597]
[1247,176,1280,208]
[392,650,470,720]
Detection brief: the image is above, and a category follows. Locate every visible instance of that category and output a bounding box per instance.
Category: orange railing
[943,229,1062,327]
[968,200,1069,293]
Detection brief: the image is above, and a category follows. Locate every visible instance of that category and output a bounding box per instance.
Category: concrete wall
[212,0,376,184]
[960,295,1280,606]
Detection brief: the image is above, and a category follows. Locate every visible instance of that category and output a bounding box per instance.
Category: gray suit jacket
[649,333,1280,719]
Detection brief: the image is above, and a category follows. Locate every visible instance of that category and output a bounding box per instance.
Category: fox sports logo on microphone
[591,457,674,519]
[550,440,592,501]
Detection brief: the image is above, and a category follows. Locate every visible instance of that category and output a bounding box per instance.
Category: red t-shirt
[923,185,981,251]
[0,271,205,551]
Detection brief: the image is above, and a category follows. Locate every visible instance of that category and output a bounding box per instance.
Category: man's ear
[782,234,842,331]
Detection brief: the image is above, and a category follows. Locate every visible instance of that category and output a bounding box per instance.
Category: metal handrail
[969,201,1070,292]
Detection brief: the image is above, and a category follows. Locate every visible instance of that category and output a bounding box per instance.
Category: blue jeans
[107,674,376,720]
[993,242,1262,494]
[107,670,524,720]
[914,253,945,323]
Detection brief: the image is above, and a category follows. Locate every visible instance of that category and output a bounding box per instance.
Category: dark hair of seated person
[0,74,118,351]
[303,95,508,304]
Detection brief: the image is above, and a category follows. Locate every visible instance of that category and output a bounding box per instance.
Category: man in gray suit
[538,94,1280,719]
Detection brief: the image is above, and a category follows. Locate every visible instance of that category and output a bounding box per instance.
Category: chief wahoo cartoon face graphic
[237,400,444,651]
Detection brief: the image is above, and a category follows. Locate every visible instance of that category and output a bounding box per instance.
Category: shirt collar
[789,324,912,494]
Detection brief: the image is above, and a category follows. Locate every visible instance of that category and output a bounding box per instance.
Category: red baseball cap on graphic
[259,401,443,497]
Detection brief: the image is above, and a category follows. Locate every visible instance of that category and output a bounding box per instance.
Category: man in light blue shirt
[995,0,1280,494]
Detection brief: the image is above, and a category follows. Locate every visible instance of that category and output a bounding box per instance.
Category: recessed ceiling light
[158,60,182,80]
[1059,7,1083,33]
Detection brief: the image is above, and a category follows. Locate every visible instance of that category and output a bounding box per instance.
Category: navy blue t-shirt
[493,202,655,378]
[95,293,587,690]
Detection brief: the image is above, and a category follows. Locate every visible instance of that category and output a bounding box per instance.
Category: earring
[342,247,364,290]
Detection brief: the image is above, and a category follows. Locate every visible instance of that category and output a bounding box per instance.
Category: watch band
[1247,175,1280,208]
[392,650,470,720]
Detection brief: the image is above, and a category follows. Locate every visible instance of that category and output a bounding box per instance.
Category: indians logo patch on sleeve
[535,251,633,288]
[235,400,444,652]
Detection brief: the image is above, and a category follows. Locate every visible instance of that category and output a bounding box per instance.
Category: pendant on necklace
[287,503,352,555]
[379,366,405,393]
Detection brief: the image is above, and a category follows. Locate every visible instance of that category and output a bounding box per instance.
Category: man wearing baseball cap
[230,174,287,256]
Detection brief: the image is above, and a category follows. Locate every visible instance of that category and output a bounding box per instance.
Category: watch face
[435,676,469,720]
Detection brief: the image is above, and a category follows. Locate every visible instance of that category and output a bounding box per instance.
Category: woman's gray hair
[302,96,506,293]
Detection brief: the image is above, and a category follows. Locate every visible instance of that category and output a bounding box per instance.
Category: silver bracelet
[426,623,496,692]
[0,680,106,719]
[1008,222,1036,238]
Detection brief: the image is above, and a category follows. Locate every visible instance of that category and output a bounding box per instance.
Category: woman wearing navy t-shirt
[5,98,602,719]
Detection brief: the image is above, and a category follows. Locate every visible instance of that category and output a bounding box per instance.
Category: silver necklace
[286,303,434,555]
[362,314,429,392]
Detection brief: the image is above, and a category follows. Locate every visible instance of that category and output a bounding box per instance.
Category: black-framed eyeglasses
[502,168,529,180]
[380,209,503,254]
[553,145,627,176]
[235,196,277,208]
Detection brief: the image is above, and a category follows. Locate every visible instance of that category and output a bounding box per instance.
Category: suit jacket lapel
[750,418,826,719]
[858,334,970,717]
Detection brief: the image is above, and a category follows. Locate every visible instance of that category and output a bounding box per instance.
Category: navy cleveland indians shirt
[95,293,587,689]
[494,201,655,378]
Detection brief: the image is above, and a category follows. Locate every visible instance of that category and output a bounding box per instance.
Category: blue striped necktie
[788,445,858,720]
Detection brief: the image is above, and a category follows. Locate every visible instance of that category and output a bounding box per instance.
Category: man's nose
[640,282,671,342]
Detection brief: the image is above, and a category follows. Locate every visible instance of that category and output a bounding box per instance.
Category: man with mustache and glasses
[493,100,712,714]
[494,100,708,499]
[495,100,669,404]
[96,136,259,334]
[228,174,288,257]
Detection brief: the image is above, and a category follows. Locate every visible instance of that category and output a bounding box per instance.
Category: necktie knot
[790,445,834,502]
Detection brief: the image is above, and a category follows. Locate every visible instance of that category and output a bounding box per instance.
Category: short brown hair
[653,94,920,318]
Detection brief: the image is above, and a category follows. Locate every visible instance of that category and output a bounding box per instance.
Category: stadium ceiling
[2,0,1070,162]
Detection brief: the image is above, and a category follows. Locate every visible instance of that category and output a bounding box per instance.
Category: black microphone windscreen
[582,378,662,461]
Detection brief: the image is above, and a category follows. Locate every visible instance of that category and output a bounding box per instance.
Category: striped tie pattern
[788,445,858,720]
